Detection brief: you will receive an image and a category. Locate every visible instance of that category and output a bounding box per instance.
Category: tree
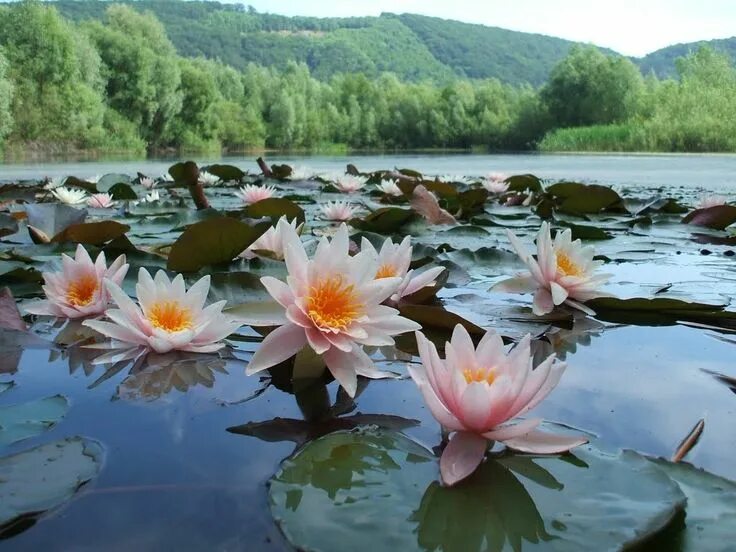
[84,4,183,147]
[541,46,643,127]
[0,50,13,143]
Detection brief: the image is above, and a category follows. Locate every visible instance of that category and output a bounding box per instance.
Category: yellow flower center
[66,274,98,307]
[463,367,497,385]
[307,275,363,331]
[375,263,396,279]
[556,252,582,277]
[148,301,193,333]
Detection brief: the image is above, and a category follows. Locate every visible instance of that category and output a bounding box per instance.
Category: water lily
[481,177,509,194]
[288,165,314,180]
[334,174,368,193]
[165,172,177,182]
[244,223,420,397]
[360,236,445,305]
[51,187,88,205]
[43,176,65,190]
[25,244,128,319]
[86,175,102,185]
[235,184,276,204]
[199,171,220,186]
[87,193,115,209]
[83,269,241,354]
[495,222,611,316]
[438,174,473,184]
[696,194,727,209]
[320,200,357,221]
[140,176,156,189]
[141,190,160,204]
[411,325,587,486]
[240,216,303,260]
[377,179,403,197]
[487,172,508,183]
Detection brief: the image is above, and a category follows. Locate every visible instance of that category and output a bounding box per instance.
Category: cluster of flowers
[30,175,614,485]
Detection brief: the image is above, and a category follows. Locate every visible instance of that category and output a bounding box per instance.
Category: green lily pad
[0,381,13,395]
[350,208,416,233]
[0,394,69,446]
[547,182,625,215]
[587,297,736,329]
[682,205,736,230]
[645,459,736,550]
[96,173,132,192]
[25,204,87,242]
[506,174,542,193]
[166,217,271,272]
[0,214,19,238]
[202,164,245,182]
[0,436,104,536]
[243,198,305,225]
[51,221,130,245]
[107,182,138,201]
[268,428,686,552]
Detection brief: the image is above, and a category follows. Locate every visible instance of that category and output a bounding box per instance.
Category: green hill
[637,38,736,77]
[50,0,599,85]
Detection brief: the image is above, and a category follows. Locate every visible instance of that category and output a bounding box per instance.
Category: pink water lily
[244,223,420,397]
[481,177,509,194]
[320,200,357,221]
[240,216,303,260]
[377,179,403,197]
[87,193,115,209]
[495,222,611,316]
[25,244,128,319]
[236,184,276,204]
[334,174,368,193]
[411,325,587,486]
[360,236,445,305]
[83,269,241,354]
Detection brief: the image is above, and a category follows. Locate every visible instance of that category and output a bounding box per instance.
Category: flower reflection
[116,351,228,401]
[532,317,607,363]
[410,458,555,552]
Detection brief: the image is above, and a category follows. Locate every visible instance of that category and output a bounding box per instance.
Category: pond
[0,154,735,550]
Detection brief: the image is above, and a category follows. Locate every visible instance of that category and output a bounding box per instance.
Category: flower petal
[502,429,588,454]
[246,323,307,374]
[440,431,487,486]
[532,288,554,316]
[482,417,541,441]
[322,346,360,397]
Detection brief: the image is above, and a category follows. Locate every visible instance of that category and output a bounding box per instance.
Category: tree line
[0,1,734,155]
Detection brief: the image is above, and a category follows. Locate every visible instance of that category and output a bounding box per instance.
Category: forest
[0,0,735,154]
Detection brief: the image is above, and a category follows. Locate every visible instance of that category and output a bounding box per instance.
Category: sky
[236,0,736,57]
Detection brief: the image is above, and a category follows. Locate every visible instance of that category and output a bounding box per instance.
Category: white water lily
[241,216,303,260]
[87,193,115,209]
[320,200,357,222]
[377,179,403,197]
[87,175,102,184]
[83,269,241,354]
[334,174,368,193]
[43,176,65,191]
[482,178,509,194]
[199,171,220,186]
[495,222,612,316]
[244,223,420,397]
[360,236,445,305]
[438,174,473,184]
[51,187,88,205]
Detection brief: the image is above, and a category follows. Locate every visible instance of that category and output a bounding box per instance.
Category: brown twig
[671,418,705,462]
[256,157,272,178]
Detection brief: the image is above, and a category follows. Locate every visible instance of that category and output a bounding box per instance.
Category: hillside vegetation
[0,1,734,155]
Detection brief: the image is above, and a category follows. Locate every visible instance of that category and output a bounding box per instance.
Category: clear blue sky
[232,0,736,57]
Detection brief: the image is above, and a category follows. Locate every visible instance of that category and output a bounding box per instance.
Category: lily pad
[243,198,305,225]
[166,217,270,272]
[547,182,625,215]
[202,164,245,182]
[51,221,130,245]
[646,458,736,550]
[0,395,69,446]
[350,208,416,233]
[107,182,138,201]
[268,428,686,552]
[506,174,542,193]
[25,204,87,242]
[682,205,736,230]
[0,436,103,536]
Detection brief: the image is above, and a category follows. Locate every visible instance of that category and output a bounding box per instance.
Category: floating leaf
[243,198,305,225]
[398,180,457,198]
[270,164,293,180]
[64,176,97,193]
[399,304,484,335]
[0,288,26,332]
[506,174,542,193]
[107,182,138,200]
[587,297,736,328]
[167,217,270,272]
[25,204,87,241]
[269,428,686,552]
[547,182,625,215]
[202,164,245,182]
[168,161,199,187]
[0,214,18,238]
[350,207,416,233]
[682,205,736,230]
[559,221,613,240]
[51,221,130,245]
[0,436,103,536]
[96,173,132,192]
[0,395,69,446]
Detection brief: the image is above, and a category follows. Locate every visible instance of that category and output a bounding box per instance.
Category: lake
[3,152,736,191]
[1,153,735,550]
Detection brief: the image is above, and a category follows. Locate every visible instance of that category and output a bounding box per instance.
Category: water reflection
[410,459,555,552]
